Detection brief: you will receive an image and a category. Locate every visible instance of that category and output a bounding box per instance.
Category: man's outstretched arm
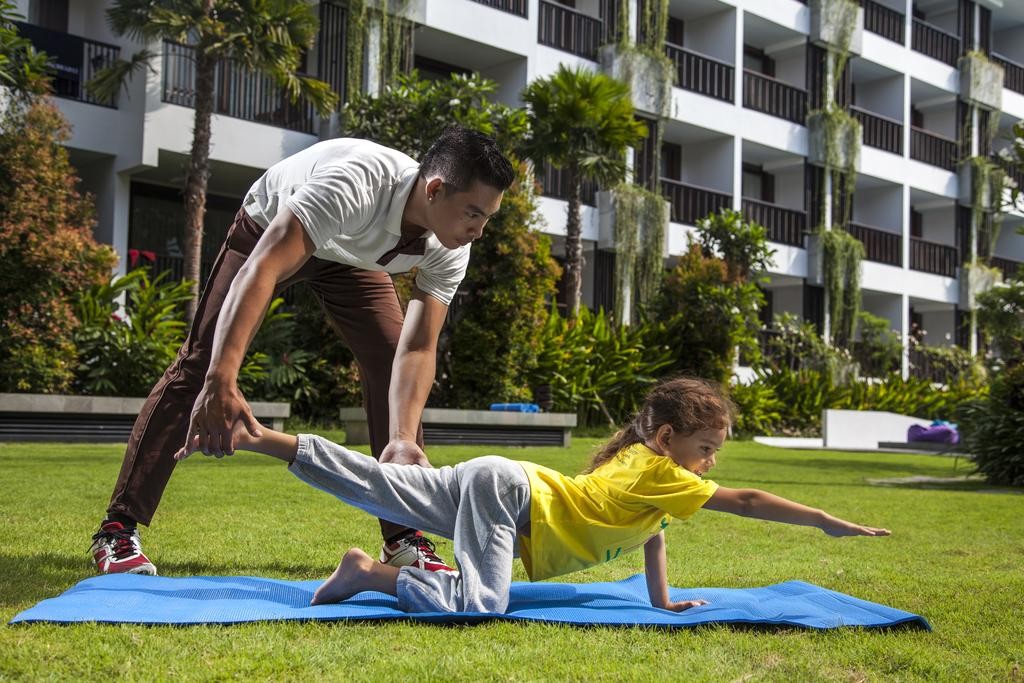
[188,207,315,457]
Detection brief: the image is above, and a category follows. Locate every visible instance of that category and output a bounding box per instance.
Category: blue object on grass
[489,403,540,413]
[8,574,929,630]
[908,423,959,445]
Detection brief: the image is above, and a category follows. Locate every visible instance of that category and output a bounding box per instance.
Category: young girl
[175,377,889,615]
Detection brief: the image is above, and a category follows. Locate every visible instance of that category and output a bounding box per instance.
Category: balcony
[743,70,807,125]
[848,222,902,266]
[851,106,903,155]
[990,256,1021,282]
[162,42,316,134]
[910,237,957,276]
[860,0,904,44]
[741,198,806,247]
[910,127,957,171]
[992,53,1024,96]
[14,21,119,108]
[538,162,597,206]
[661,179,732,225]
[665,43,734,103]
[911,19,959,67]
[469,0,527,17]
[537,0,602,60]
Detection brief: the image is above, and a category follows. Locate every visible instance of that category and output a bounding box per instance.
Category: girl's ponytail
[583,419,642,473]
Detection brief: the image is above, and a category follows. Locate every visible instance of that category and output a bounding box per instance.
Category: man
[91,126,515,576]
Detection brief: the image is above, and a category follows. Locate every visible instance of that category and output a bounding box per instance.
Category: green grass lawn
[1,436,1021,681]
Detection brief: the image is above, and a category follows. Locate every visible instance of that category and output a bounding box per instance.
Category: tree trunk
[564,164,584,319]
[182,37,216,324]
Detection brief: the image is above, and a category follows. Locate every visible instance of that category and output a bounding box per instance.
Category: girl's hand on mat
[821,516,891,537]
[661,599,709,612]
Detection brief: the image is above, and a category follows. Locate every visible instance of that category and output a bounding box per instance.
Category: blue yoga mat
[9,574,928,630]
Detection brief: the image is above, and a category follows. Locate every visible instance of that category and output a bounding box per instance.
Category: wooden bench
[0,393,290,443]
[338,407,577,447]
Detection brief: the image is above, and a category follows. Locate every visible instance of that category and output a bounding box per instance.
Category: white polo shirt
[241,138,471,305]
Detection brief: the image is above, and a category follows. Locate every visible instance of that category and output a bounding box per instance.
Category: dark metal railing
[990,256,1021,282]
[664,43,734,103]
[910,126,957,171]
[14,21,120,107]
[538,0,602,60]
[162,42,316,134]
[660,178,732,225]
[848,222,902,266]
[860,0,905,44]
[538,162,597,206]
[743,70,807,125]
[741,198,806,247]
[469,0,528,17]
[850,105,903,155]
[911,19,959,67]
[992,52,1024,95]
[910,237,958,277]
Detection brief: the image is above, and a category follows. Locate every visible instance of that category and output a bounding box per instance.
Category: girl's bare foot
[310,548,399,605]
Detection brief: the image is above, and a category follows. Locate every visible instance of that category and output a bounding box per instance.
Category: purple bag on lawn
[907,423,959,445]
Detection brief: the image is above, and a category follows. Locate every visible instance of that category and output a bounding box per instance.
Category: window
[29,0,68,32]
[666,17,684,47]
[743,45,775,77]
[742,163,775,203]
[910,209,923,238]
[661,142,681,181]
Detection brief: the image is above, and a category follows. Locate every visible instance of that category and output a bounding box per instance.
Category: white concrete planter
[596,189,671,254]
[957,159,997,210]
[807,110,861,169]
[958,53,1004,111]
[958,262,1002,310]
[806,233,825,286]
[598,45,673,119]
[810,0,864,56]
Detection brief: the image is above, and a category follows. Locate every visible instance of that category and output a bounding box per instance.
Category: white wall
[854,185,903,230]
[919,206,956,245]
[681,138,734,192]
[773,49,806,89]
[856,76,904,121]
[994,27,1024,63]
[919,309,956,347]
[771,284,803,319]
[685,10,736,64]
[773,165,805,210]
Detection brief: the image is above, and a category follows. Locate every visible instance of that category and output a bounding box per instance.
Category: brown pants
[107,208,421,539]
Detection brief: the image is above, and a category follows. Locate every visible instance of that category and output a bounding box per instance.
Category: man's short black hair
[420,125,515,193]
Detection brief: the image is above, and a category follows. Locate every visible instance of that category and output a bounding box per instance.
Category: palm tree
[89,0,338,321]
[522,64,646,318]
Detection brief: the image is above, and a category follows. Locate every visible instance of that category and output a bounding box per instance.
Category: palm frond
[85,48,155,104]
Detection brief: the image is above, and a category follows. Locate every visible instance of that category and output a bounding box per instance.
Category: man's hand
[185,379,262,458]
[379,439,432,468]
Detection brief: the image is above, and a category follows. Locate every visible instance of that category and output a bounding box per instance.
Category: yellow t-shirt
[516,443,719,581]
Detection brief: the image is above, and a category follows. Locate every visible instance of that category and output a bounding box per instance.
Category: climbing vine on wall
[344,0,412,104]
[813,0,862,346]
[821,227,864,347]
[612,183,666,323]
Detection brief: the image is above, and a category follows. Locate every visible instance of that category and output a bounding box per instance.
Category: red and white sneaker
[90,521,157,576]
[379,531,456,573]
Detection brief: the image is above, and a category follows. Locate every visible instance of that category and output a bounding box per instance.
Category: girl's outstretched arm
[703,487,891,537]
[643,532,708,611]
[174,420,298,463]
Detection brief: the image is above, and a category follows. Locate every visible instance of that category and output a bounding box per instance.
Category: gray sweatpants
[289,434,531,614]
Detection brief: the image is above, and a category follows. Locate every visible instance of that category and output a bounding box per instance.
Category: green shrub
[729,380,784,438]
[529,306,673,427]
[852,311,901,377]
[959,363,1024,486]
[0,99,116,392]
[442,170,560,408]
[746,367,985,437]
[73,268,193,396]
[762,312,859,384]
[976,278,1024,365]
[652,243,764,385]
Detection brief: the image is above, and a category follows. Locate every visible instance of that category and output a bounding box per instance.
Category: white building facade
[13,0,1024,376]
